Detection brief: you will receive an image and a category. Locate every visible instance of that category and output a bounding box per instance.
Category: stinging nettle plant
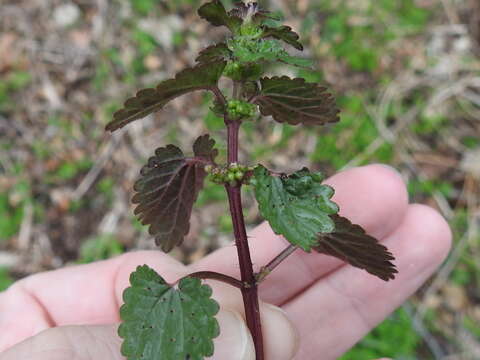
[106,1,398,359]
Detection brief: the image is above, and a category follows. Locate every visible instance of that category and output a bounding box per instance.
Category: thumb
[0,324,122,360]
[0,305,298,360]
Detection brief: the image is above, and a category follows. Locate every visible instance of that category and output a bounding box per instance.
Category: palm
[0,165,451,360]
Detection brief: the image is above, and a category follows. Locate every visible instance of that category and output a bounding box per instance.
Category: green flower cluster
[240,23,264,38]
[227,100,257,119]
[226,33,313,69]
[223,62,241,79]
[205,163,253,186]
[223,61,263,81]
[227,36,283,64]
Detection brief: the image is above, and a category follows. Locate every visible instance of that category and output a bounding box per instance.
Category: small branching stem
[184,271,244,289]
[255,244,298,283]
[225,118,264,360]
[211,86,227,106]
[233,81,240,100]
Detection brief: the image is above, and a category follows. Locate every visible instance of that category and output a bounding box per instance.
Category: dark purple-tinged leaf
[198,0,242,33]
[196,43,232,64]
[119,265,220,360]
[228,1,249,18]
[106,61,226,132]
[242,81,259,99]
[192,133,218,161]
[315,215,397,281]
[132,135,218,252]
[262,26,304,51]
[253,76,340,126]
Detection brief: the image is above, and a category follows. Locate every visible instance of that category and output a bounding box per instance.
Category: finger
[0,251,188,351]
[0,324,123,360]
[191,164,409,304]
[283,204,452,359]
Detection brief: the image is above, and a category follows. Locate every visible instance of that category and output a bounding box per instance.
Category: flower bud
[227,172,236,182]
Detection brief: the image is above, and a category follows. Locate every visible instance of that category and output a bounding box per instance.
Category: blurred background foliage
[0,0,479,358]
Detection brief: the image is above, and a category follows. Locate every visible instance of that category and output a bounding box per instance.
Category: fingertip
[401,204,452,270]
[261,303,299,360]
[326,164,409,238]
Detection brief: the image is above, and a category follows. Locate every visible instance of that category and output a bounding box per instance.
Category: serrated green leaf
[253,165,339,252]
[315,215,398,281]
[262,25,304,51]
[106,61,226,132]
[133,135,218,252]
[227,37,281,63]
[198,0,242,33]
[196,43,232,64]
[282,167,327,197]
[119,265,220,360]
[253,76,340,126]
[226,35,310,69]
[224,61,264,81]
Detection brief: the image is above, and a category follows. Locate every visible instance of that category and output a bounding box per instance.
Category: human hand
[0,164,451,360]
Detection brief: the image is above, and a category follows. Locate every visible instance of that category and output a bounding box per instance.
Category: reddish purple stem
[225,119,264,360]
[184,271,244,289]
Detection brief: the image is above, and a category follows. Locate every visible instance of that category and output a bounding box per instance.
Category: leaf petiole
[255,244,298,283]
[210,85,228,106]
[182,271,244,289]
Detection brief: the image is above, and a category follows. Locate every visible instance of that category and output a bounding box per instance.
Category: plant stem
[255,244,298,283]
[184,271,244,289]
[227,120,240,162]
[225,120,264,360]
[232,81,239,99]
